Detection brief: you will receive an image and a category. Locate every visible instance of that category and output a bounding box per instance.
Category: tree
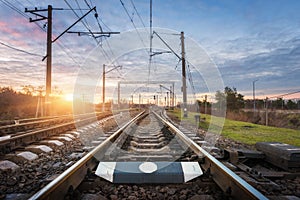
[274,98,285,109]
[21,85,35,96]
[286,99,297,109]
[215,90,226,111]
[215,87,245,111]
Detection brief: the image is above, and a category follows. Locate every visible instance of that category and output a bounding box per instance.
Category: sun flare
[64,93,74,102]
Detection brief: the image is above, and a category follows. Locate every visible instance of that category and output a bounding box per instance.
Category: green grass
[168,109,300,146]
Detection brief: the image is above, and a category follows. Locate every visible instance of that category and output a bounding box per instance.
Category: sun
[64,93,74,102]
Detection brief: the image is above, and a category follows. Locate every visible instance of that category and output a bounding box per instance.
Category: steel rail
[153,110,268,200]
[0,116,71,136]
[0,112,104,135]
[0,112,110,153]
[29,110,145,199]
[0,115,62,126]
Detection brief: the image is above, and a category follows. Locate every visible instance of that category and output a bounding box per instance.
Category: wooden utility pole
[25,5,53,115]
[46,5,52,115]
[26,5,100,115]
[181,31,188,117]
[102,64,106,112]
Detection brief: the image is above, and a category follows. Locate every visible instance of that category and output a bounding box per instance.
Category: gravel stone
[167,188,177,195]
[110,194,118,200]
[0,160,20,173]
[7,176,18,186]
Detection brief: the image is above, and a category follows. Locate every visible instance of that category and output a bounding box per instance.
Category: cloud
[216,35,300,96]
[1,0,299,101]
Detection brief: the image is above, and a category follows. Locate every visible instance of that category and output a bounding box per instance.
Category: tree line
[197,87,300,112]
[0,86,71,120]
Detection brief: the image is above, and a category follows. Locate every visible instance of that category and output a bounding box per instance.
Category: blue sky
[0,0,300,101]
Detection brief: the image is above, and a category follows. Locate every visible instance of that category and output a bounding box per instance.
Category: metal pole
[205,94,207,115]
[150,0,152,55]
[167,92,169,107]
[102,64,105,112]
[170,86,172,107]
[118,82,120,109]
[45,5,52,116]
[172,83,175,108]
[265,97,268,126]
[181,32,188,117]
[253,79,258,115]
[139,94,141,109]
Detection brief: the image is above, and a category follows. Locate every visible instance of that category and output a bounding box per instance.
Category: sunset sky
[0,0,300,103]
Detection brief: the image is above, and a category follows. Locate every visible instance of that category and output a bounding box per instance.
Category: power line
[64,0,119,65]
[269,90,300,99]
[1,0,46,32]
[119,0,148,50]
[83,1,118,63]
[94,7,103,32]
[1,0,27,18]
[0,41,43,58]
[83,0,103,33]
[75,0,92,31]
[130,0,147,29]
[64,0,98,44]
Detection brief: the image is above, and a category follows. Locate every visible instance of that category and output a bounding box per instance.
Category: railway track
[0,109,140,198]
[0,112,113,154]
[28,108,269,200]
[0,115,67,127]
[0,112,106,137]
[1,108,299,199]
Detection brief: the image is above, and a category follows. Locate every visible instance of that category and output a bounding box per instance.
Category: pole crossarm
[25,7,63,22]
[119,81,175,85]
[25,7,47,22]
[159,84,172,93]
[104,65,122,74]
[52,6,96,43]
[67,31,120,38]
[152,31,181,60]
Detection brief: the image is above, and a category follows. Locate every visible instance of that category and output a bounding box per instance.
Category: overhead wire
[268,90,300,99]
[24,0,85,66]
[0,41,44,58]
[64,1,114,64]
[64,0,98,44]
[130,0,147,30]
[75,0,92,31]
[1,0,46,32]
[71,0,117,65]
[84,0,103,32]
[83,0,121,66]
[119,0,148,50]
[1,0,28,18]
[85,0,112,32]
[0,0,49,59]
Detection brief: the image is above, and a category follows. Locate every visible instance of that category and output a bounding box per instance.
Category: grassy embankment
[168,109,300,146]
